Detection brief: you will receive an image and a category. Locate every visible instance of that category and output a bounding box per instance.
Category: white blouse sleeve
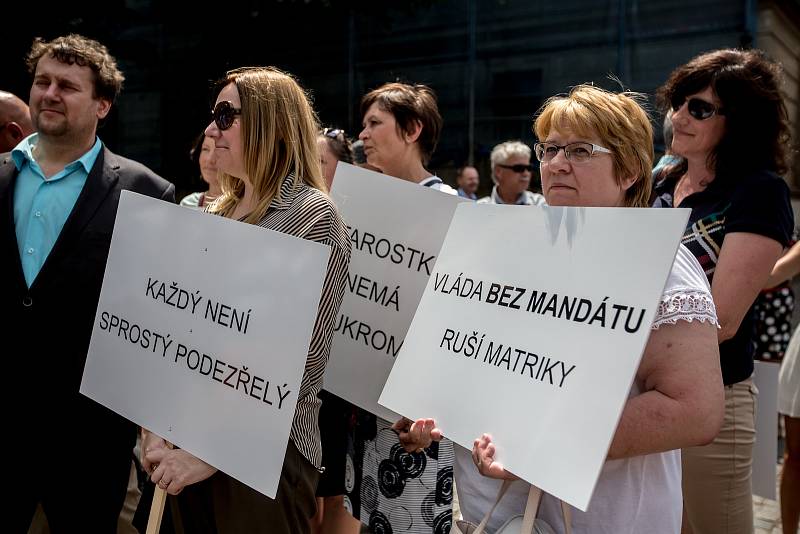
[652,244,719,330]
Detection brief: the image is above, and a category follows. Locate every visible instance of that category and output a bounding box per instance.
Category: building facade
[4,0,798,196]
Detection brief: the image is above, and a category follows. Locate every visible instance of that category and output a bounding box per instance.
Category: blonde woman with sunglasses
[141,67,351,534]
[653,49,794,534]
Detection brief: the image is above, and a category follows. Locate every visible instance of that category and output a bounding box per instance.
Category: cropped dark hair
[360,82,442,165]
[657,48,790,177]
[26,34,125,103]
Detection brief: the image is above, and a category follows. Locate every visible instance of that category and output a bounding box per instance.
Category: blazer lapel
[33,147,119,284]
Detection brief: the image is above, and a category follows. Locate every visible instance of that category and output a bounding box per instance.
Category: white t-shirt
[455,244,718,534]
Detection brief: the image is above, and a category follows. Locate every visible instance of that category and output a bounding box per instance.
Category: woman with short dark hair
[358,82,454,194]
[345,81,456,534]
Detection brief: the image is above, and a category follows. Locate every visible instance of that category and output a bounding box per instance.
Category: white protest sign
[80,191,329,498]
[325,163,468,420]
[380,203,690,510]
[753,360,780,500]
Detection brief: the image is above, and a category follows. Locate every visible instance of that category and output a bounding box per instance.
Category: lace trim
[652,289,719,330]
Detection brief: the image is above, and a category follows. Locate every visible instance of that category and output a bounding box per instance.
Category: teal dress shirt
[12,134,103,287]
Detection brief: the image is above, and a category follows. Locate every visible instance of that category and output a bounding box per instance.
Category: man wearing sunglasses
[0,34,174,532]
[478,140,545,206]
[0,90,34,153]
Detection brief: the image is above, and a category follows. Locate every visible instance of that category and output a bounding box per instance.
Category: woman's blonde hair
[209,67,325,223]
[534,85,653,208]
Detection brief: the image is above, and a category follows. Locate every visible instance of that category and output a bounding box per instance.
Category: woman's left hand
[145,448,218,495]
[140,429,168,475]
[392,417,442,453]
[472,433,519,481]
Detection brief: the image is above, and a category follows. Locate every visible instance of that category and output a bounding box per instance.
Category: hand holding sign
[81,192,330,498]
[147,448,217,495]
[379,204,695,510]
[391,416,443,453]
[472,434,519,481]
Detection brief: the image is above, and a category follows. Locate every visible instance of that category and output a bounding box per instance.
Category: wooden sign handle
[145,439,173,534]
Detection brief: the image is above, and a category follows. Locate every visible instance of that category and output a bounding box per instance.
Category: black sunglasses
[211,101,242,131]
[671,97,724,120]
[497,163,535,173]
[323,128,345,139]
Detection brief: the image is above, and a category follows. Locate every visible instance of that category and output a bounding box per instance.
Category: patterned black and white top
[253,174,351,468]
[652,168,793,385]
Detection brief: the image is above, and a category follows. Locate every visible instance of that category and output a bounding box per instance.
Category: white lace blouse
[455,244,719,534]
[652,243,718,330]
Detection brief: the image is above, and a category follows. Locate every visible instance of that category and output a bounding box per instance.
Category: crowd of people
[2,31,798,534]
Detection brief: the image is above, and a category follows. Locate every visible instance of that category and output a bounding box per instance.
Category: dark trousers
[10,414,135,533]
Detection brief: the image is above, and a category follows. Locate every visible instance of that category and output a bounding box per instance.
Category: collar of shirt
[491,186,544,205]
[652,170,732,209]
[418,176,443,188]
[12,133,103,180]
[458,187,477,200]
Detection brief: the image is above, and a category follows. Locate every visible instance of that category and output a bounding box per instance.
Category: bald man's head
[0,91,35,152]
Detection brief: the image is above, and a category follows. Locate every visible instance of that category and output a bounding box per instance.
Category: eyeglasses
[211,101,242,131]
[534,142,612,163]
[671,97,724,120]
[497,163,535,173]
[323,128,345,139]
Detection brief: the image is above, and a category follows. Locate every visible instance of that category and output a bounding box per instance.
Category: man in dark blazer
[1,34,174,532]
